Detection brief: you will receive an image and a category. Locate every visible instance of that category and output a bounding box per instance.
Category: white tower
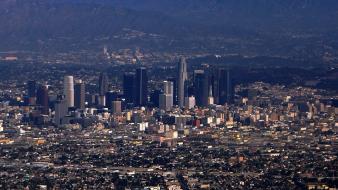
[64,76,74,108]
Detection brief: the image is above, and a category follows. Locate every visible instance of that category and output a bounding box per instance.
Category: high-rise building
[99,72,109,96]
[64,76,74,108]
[159,81,174,111]
[167,77,177,105]
[218,69,234,104]
[54,96,68,127]
[112,100,122,114]
[123,72,135,103]
[74,80,85,110]
[177,57,188,107]
[36,85,49,115]
[27,80,37,105]
[211,68,234,105]
[194,70,209,107]
[135,67,148,106]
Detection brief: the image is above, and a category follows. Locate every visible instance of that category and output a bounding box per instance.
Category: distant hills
[0,0,337,57]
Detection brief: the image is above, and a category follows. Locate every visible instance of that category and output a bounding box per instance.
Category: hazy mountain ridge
[0,0,337,55]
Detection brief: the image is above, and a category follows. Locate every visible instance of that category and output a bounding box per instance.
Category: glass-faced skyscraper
[135,67,148,106]
[123,72,135,104]
[74,80,85,110]
[213,69,235,105]
[193,70,209,107]
[37,85,49,115]
[177,57,188,107]
[27,80,37,105]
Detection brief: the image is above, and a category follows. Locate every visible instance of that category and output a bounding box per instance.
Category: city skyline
[0,1,337,189]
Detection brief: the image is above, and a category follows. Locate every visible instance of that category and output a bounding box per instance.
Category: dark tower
[27,80,37,105]
[135,67,148,106]
[74,80,85,110]
[219,69,234,104]
[36,85,49,115]
[123,72,136,104]
[194,70,209,107]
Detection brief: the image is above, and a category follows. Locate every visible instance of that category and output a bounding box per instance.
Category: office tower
[27,80,37,105]
[74,80,85,110]
[135,67,148,106]
[211,68,234,105]
[167,77,177,105]
[177,57,188,107]
[64,76,74,108]
[123,72,135,103]
[218,69,234,104]
[54,96,68,127]
[194,70,209,107]
[36,85,49,115]
[159,81,174,111]
[112,100,122,114]
[99,72,109,96]
[185,96,196,109]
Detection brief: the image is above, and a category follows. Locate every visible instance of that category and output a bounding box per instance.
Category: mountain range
[0,0,337,57]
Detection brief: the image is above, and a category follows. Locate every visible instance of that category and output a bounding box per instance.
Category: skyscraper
[27,80,37,105]
[64,76,74,108]
[167,77,177,105]
[194,70,209,107]
[36,85,49,115]
[74,80,85,110]
[135,67,148,106]
[99,72,109,96]
[54,96,68,127]
[159,81,174,111]
[177,57,188,107]
[219,69,234,104]
[123,72,135,103]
